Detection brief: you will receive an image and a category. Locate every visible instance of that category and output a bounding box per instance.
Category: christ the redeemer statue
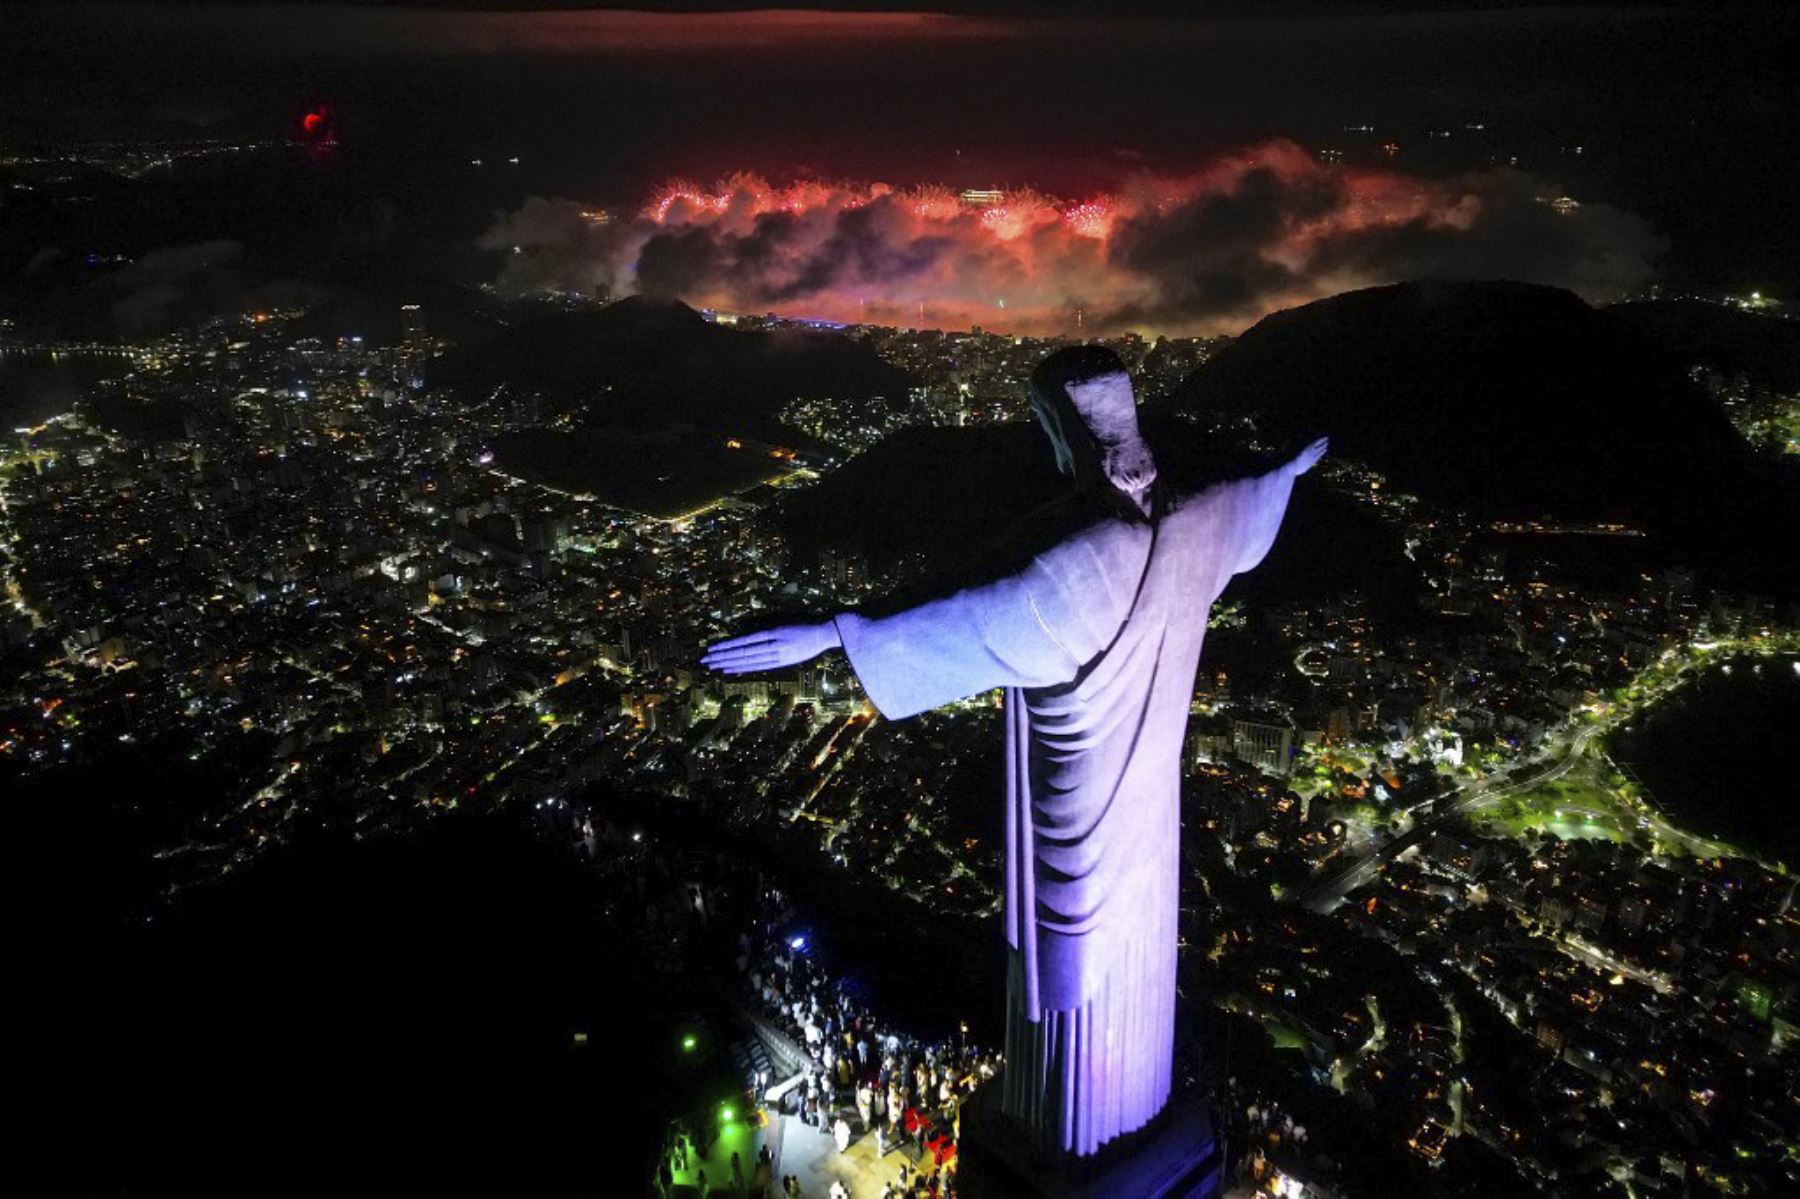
[705,346,1325,1161]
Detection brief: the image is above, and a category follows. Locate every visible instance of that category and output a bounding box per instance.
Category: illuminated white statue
[706,346,1324,1157]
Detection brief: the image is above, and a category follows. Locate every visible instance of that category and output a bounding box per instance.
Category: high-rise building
[1231,717,1295,776]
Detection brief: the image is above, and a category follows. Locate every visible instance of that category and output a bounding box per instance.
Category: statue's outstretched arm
[1229,436,1327,576]
[705,519,1150,720]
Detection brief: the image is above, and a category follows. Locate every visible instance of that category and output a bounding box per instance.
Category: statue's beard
[1100,437,1157,512]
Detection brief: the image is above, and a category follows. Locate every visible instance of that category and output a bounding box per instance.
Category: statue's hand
[1286,436,1329,477]
[702,620,842,675]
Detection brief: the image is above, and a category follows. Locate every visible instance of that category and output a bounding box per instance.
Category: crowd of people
[591,806,1005,1199]
[1225,1083,1336,1198]
[538,797,1003,1199]
[733,887,1003,1198]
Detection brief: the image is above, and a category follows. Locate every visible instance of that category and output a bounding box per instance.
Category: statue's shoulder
[1140,419,1280,516]
[1164,477,1248,529]
[1168,478,1235,510]
[1162,460,1284,521]
[992,490,1145,573]
[1026,488,1148,540]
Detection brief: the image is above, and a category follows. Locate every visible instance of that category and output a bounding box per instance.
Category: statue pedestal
[957,1082,1224,1199]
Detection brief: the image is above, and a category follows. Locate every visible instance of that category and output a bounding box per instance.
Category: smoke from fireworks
[481,140,1661,336]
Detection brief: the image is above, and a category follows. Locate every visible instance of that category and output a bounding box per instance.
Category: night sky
[3,2,1797,320]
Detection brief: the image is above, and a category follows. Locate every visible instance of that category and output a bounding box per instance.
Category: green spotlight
[682,1035,697,1051]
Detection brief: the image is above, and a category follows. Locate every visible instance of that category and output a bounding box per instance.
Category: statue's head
[1027,345,1157,511]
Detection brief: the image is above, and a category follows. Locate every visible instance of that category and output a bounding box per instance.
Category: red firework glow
[297,105,337,146]
[485,140,1659,336]
[646,178,1116,243]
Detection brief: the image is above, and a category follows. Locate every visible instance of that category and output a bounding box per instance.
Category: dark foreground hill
[17,796,740,1194]
[1169,280,1798,587]
[432,295,913,442]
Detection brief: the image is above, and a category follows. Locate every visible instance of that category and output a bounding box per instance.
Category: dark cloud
[112,239,244,333]
[106,239,327,334]
[636,227,722,299]
[481,140,1664,335]
[23,247,67,276]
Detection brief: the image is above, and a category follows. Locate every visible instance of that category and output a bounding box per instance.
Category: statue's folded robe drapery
[833,465,1297,1155]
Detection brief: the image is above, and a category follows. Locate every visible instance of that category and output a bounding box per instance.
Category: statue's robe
[833,465,1297,1156]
